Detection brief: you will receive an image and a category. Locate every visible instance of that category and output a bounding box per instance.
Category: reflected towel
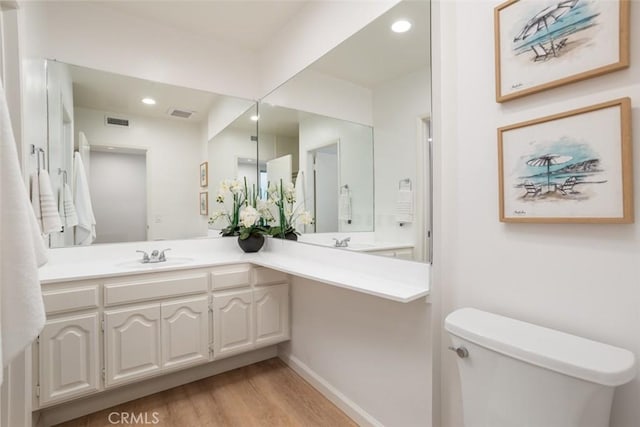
[59,183,78,227]
[338,187,352,223]
[73,152,96,245]
[32,169,62,235]
[0,80,48,382]
[294,171,306,230]
[395,189,414,224]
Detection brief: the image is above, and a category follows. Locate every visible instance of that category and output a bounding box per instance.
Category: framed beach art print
[200,161,208,187]
[200,192,208,216]
[498,98,632,223]
[494,0,630,102]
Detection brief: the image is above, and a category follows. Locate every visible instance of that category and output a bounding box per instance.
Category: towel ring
[399,178,412,190]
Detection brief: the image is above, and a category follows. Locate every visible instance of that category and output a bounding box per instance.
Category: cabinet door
[39,313,100,406]
[212,289,254,359]
[161,296,209,370]
[105,304,161,387]
[254,284,290,347]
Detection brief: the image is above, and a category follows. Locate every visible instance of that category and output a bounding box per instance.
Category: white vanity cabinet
[104,304,162,387]
[38,285,101,406]
[211,266,290,360]
[36,264,290,409]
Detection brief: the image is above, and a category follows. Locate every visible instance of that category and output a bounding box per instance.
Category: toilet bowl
[444,308,636,427]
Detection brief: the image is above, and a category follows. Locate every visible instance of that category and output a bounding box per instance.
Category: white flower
[219,180,230,194]
[257,200,274,221]
[216,193,225,203]
[239,206,261,228]
[209,209,228,224]
[298,210,314,225]
[229,180,242,194]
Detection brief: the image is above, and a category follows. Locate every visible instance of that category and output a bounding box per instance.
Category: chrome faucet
[136,248,171,263]
[332,237,351,248]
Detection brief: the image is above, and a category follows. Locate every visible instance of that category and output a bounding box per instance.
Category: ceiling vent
[167,108,195,119]
[104,115,130,128]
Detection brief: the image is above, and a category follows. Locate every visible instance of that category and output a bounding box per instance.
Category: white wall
[262,69,373,126]
[298,113,374,232]
[373,67,431,248]
[75,107,207,241]
[433,2,640,427]
[90,151,147,244]
[279,277,432,426]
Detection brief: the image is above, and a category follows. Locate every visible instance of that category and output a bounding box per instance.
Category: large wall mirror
[259,0,431,262]
[41,60,256,248]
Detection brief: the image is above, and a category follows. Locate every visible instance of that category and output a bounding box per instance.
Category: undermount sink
[115,257,195,270]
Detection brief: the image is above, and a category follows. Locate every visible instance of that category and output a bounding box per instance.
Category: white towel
[0,81,48,383]
[293,171,306,230]
[395,188,414,224]
[73,152,96,245]
[59,183,78,227]
[338,187,352,223]
[32,169,62,235]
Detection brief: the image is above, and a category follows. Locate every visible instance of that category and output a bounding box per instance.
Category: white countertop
[39,238,430,303]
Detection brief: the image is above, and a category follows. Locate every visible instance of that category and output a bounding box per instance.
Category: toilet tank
[445,308,636,427]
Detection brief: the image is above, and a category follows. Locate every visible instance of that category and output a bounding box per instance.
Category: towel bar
[399,178,412,190]
[31,144,46,174]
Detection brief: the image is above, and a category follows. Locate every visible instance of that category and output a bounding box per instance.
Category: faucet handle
[136,250,150,263]
[159,248,171,261]
[344,237,351,242]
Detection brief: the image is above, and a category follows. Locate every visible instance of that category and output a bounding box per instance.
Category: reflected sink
[115,257,195,270]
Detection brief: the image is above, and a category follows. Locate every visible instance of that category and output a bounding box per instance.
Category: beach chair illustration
[557,176,578,195]
[531,44,550,61]
[523,181,542,197]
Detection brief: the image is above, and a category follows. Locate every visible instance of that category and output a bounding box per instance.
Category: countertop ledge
[39,238,430,303]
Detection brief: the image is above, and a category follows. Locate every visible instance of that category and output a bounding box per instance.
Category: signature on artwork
[514,210,527,215]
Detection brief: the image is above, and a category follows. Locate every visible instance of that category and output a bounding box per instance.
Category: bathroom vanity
[34,237,429,424]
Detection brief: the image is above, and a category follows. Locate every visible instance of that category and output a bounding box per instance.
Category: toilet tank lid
[445,308,636,387]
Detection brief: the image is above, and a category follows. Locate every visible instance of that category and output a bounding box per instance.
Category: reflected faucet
[136,248,171,263]
[333,237,351,248]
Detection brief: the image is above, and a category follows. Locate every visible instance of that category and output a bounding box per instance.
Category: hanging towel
[294,171,306,230]
[0,80,48,384]
[395,188,414,224]
[73,152,96,245]
[338,186,352,223]
[59,183,78,227]
[33,169,62,235]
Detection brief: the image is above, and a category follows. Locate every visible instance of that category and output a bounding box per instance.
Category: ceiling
[70,64,221,123]
[310,0,430,89]
[94,0,310,52]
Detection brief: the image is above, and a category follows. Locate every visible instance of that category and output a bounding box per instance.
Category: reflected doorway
[308,143,339,233]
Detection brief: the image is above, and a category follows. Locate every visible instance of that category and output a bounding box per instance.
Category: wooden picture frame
[200,161,208,187]
[498,98,633,223]
[495,0,630,102]
[200,192,208,216]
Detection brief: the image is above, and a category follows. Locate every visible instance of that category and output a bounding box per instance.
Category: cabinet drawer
[210,264,251,290]
[104,273,208,306]
[42,286,99,315]
[252,267,288,286]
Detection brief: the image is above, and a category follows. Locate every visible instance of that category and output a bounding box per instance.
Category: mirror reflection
[260,0,431,262]
[44,61,255,247]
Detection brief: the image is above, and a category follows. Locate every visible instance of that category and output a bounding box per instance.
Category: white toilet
[445,308,636,427]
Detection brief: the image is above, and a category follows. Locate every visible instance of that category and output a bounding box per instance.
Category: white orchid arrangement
[238,205,267,240]
[209,178,247,236]
[268,179,314,238]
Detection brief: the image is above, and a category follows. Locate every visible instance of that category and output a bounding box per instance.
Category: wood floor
[55,358,357,427]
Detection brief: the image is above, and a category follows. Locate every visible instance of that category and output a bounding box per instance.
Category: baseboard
[37,346,277,427]
[278,353,384,427]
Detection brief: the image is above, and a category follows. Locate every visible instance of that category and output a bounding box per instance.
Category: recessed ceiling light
[391,20,412,33]
[250,115,260,121]
[141,97,156,105]
[107,147,115,150]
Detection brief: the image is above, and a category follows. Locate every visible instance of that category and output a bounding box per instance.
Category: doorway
[308,143,339,233]
[90,147,147,243]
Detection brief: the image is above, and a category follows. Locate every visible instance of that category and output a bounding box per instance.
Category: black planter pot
[237,234,265,253]
[272,231,298,241]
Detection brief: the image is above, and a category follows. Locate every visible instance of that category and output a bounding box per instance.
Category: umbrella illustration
[526,154,572,192]
[514,0,579,57]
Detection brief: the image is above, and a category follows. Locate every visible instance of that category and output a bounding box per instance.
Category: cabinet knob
[448,345,469,358]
